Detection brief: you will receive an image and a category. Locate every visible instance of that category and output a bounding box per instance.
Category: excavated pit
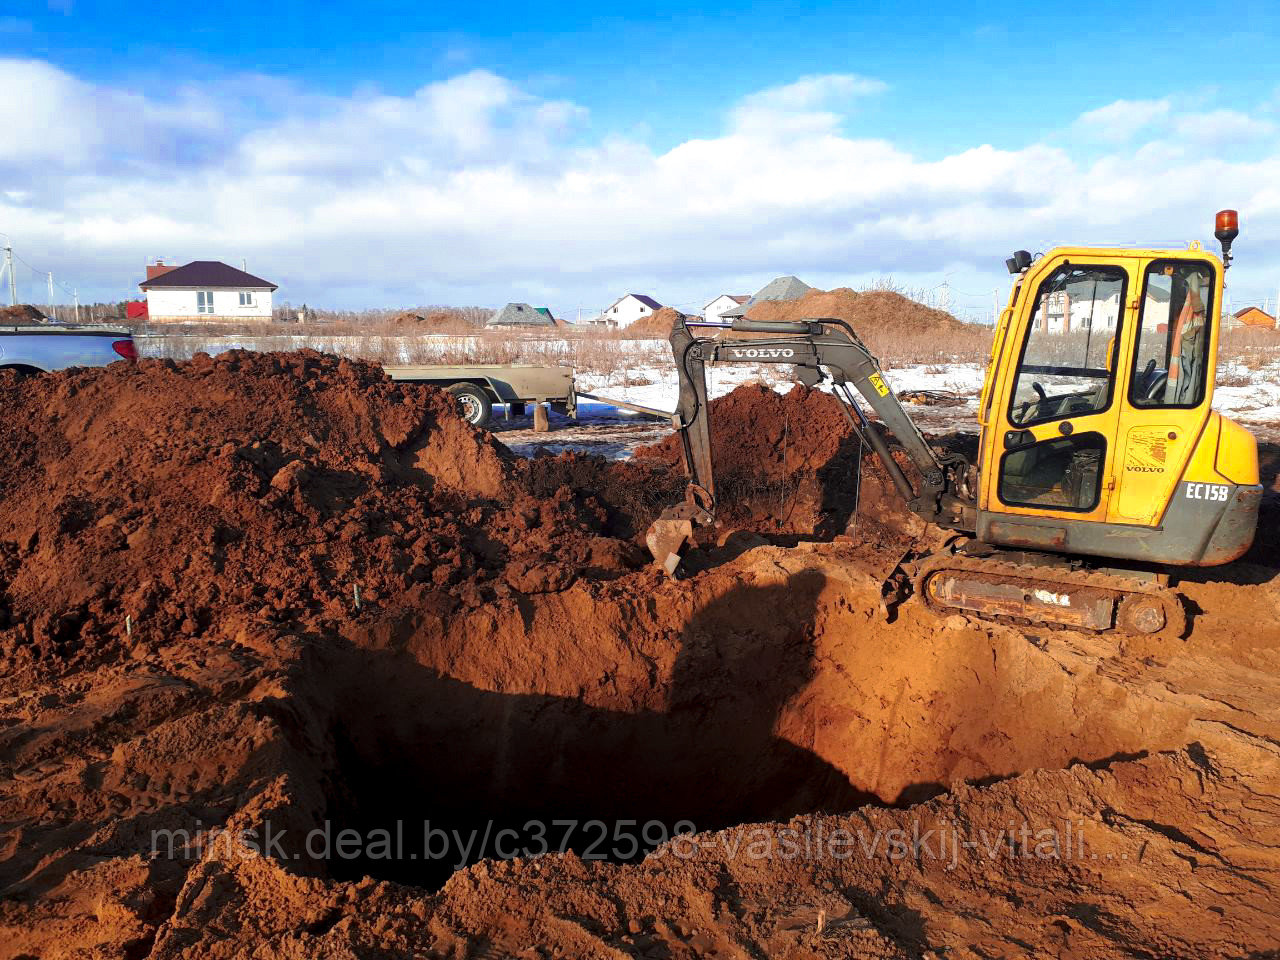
[307,555,1198,891]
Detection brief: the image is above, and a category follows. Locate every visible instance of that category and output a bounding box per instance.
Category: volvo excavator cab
[647,211,1261,638]
[977,233,1261,566]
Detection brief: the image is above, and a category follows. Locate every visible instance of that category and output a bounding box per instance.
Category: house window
[239,292,255,307]
[196,291,215,314]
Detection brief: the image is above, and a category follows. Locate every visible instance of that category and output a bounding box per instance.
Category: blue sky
[3,0,1280,315]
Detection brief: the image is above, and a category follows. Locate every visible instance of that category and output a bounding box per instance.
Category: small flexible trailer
[384,364,576,430]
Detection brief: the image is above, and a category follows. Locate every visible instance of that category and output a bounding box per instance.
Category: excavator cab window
[999,431,1106,510]
[1130,260,1215,408]
[1008,265,1126,427]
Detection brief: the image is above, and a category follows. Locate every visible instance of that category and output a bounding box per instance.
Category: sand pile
[1,354,1278,958]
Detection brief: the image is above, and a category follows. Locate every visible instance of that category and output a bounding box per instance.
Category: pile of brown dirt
[387,309,474,331]
[745,287,964,334]
[635,383,921,548]
[2,353,1279,958]
[0,304,48,324]
[742,287,991,361]
[616,290,987,358]
[625,305,687,339]
[0,351,639,676]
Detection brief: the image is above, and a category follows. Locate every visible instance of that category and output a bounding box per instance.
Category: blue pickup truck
[0,322,137,374]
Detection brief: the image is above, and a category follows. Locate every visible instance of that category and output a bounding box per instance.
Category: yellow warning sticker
[868,372,891,397]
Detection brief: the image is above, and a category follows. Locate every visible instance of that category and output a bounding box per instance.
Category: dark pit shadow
[318,569,877,889]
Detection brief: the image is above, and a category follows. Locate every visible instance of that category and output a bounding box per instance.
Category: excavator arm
[647,314,976,573]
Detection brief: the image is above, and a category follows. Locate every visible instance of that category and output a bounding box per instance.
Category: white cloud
[0,59,227,180]
[1173,108,1276,145]
[2,59,1279,311]
[1074,98,1172,142]
[730,73,888,137]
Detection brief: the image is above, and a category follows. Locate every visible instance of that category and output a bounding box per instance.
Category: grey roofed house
[487,302,557,327]
[721,275,813,318]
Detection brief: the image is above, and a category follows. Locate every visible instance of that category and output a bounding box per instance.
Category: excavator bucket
[646,516,694,576]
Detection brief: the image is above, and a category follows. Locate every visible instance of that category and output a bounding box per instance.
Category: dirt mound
[0,304,48,324]
[625,305,686,339]
[635,383,920,548]
[0,351,638,676]
[388,309,474,331]
[747,287,962,332]
[741,287,988,360]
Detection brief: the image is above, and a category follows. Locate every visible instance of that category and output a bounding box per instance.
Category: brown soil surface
[2,353,1278,958]
[636,383,925,559]
[625,306,688,339]
[0,304,48,324]
[618,290,987,361]
[746,288,965,334]
[387,309,476,332]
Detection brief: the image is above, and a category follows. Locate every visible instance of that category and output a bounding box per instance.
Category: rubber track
[912,552,1188,640]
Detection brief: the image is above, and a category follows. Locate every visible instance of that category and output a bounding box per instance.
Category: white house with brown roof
[139,260,278,323]
[704,294,749,323]
[593,293,662,328]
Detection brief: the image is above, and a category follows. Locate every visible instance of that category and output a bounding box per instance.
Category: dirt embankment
[619,289,991,368]
[0,304,48,324]
[0,352,637,676]
[624,305,688,339]
[1,353,1278,959]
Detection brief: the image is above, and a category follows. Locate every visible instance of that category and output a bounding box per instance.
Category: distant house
[594,294,662,329]
[1230,306,1276,331]
[1039,288,1123,334]
[704,294,749,323]
[487,302,558,328]
[721,276,812,318]
[138,260,277,323]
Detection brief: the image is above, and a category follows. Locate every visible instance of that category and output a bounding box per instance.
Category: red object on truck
[126,300,148,320]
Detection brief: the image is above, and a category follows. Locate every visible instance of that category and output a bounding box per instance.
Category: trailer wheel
[447,383,492,428]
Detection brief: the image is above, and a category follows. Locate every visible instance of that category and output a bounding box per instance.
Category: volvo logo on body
[728,347,796,359]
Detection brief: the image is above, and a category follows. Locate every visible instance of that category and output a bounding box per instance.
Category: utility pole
[993,288,999,325]
[48,272,55,321]
[73,288,80,323]
[3,244,15,306]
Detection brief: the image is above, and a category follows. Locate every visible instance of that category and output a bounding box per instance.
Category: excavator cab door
[983,257,1133,531]
[1108,258,1220,525]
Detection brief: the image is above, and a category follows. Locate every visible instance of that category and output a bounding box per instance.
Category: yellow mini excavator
[647,211,1261,638]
